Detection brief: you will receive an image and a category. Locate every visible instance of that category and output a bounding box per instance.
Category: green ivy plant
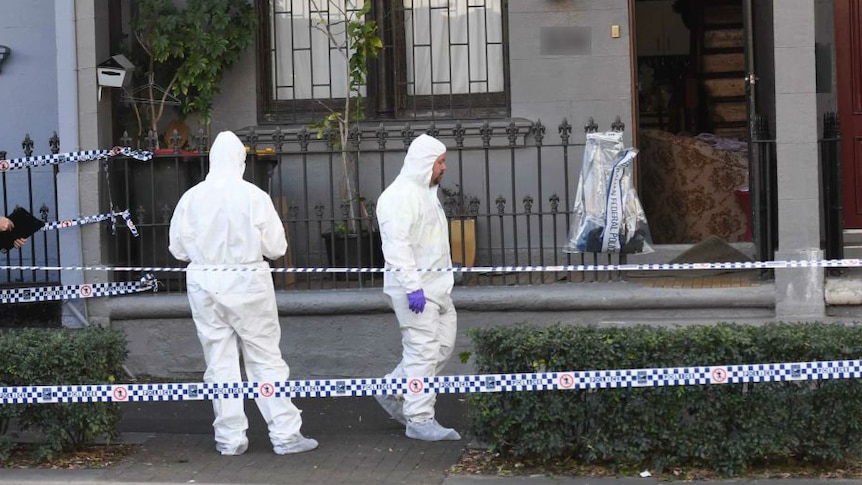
[129,0,256,145]
[173,0,257,123]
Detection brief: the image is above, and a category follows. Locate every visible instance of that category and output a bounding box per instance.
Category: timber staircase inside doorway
[694,0,747,139]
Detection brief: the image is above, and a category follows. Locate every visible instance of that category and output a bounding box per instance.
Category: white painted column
[773,0,824,318]
[55,0,89,328]
[74,0,112,326]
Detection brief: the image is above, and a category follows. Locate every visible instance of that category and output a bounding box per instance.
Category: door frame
[628,0,640,150]
[628,0,763,251]
[835,0,862,229]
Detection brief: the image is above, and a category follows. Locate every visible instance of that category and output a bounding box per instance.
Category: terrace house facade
[0,0,853,377]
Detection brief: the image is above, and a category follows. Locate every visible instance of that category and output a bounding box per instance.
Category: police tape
[0,147,153,171]
[41,210,139,237]
[0,274,157,304]
[1,359,859,404]
[0,257,849,305]
[0,257,860,275]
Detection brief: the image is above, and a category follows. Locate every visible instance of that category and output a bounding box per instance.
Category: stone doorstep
[826,277,862,305]
[634,273,760,289]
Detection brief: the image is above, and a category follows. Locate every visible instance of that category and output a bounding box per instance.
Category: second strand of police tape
[2,257,862,276]
[1,359,858,404]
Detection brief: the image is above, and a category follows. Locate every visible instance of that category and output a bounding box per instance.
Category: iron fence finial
[480,121,492,148]
[376,124,388,150]
[532,120,545,146]
[49,132,60,154]
[559,119,572,145]
[22,133,33,156]
[453,121,466,148]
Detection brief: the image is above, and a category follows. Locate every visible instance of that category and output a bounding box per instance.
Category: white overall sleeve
[378,196,422,293]
[256,193,288,260]
[168,196,191,262]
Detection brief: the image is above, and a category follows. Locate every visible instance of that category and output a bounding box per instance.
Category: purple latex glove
[407,289,426,314]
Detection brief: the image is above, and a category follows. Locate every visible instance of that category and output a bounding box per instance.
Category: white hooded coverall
[376,134,457,423]
[168,131,303,454]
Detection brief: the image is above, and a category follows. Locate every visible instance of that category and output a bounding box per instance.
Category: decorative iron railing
[0,133,61,287]
[106,117,631,291]
[819,111,842,269]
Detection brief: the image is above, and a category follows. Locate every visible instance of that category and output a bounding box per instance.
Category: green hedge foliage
[0,327,128,460]
[467,322,862,476]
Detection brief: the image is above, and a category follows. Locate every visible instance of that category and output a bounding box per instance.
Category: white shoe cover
[217,440,249,456]
[273,436,319,455]
[374,394,407,425]
[405,419,461,441]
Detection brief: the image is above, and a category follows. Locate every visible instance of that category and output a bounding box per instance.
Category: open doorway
[633,0,752,246]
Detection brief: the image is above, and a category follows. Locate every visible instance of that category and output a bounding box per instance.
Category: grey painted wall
[507,0,633,144]
[0,0,59,158]
[210,52,257,136]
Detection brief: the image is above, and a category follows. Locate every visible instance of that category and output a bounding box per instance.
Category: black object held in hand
[0,207,45,250]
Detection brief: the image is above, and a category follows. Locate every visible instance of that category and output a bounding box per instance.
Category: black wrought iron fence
[750,112,843,275]
[107,118,632,292]
[819,111,842,269]
[750,114,778,267]
[0,133,61,287]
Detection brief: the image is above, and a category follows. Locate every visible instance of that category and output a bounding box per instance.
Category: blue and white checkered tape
[0,274,158,304]
[4,359,862,404]
[0,147,153,171]
[41,209,138,237]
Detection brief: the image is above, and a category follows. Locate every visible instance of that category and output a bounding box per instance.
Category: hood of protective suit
[207,131,247,181]
[399,134,446,187]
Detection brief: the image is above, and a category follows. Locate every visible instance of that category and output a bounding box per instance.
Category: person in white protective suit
[168,131,318,456]
[374,134,461,442]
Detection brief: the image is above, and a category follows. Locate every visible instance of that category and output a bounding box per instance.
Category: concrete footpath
[3,395,862,485]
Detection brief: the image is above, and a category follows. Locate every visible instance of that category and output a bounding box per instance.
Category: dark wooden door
[835,0,862,228]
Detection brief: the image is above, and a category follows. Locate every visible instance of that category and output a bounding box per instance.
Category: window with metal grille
[257,0,509,123]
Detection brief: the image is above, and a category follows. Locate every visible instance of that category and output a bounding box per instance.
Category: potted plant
[124,0,256,151]
[309,0,383,272]
[321,214,384,274]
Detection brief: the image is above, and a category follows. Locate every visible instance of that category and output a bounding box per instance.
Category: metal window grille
[400,0,507,119]
[259,0,510,123]
[269,0,362,102]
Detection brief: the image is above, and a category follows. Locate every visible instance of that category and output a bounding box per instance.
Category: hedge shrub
[0,327,128,460]
[467,322,862,476]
